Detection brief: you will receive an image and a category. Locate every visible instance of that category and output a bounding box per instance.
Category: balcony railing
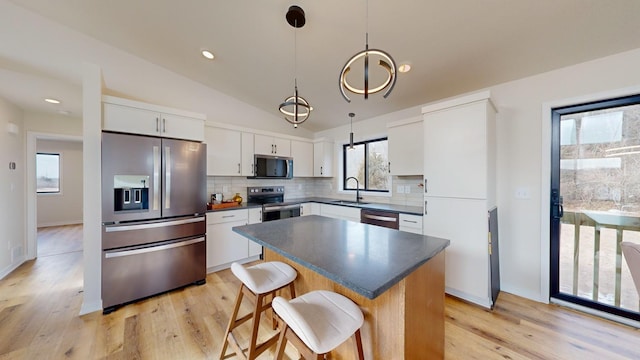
[560,211,640,311]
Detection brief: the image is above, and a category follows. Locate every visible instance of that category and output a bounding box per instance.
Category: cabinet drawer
[399,214,423,231]
[207,210,248,224]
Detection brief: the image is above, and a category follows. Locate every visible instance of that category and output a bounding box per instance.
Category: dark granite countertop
[208,197,423,215]
[283,197,424,216]
[232,215,449,299]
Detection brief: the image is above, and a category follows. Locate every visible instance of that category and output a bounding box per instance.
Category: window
[343,137,389,192]
[36,153,60,193]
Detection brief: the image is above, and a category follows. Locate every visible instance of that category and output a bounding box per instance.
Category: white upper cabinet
[254,134,291,157]
[423,94,496,199]
[241,132,255,176]
[388,117,423,176]
[313,140,333,177]
[205,127,242,176]
[102,96,205,141]
[291,140,314,177]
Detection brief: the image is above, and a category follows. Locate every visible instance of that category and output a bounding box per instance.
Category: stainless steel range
[247,186,301,222]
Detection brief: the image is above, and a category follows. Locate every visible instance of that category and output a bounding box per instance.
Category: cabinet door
[247,208,263,257]
[272,137,291,157]
[423,101,488,199]
[103,103,160,137]
[241,132,255,176]
[254,134,275,155]
[205,127,242,176]
[207,220,249,268]
[160,113,204,142]
[423,197,490,305]
[291,140,313,177]
[388,120,423,176]
[313,142,333,177]
[320,204,360,222]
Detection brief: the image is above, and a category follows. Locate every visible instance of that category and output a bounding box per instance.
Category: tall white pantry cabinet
[422,91,498,308]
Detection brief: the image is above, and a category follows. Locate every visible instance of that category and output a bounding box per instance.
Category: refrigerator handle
[424,200,428,215]
[165,145,171,209]
[153,146,160,210]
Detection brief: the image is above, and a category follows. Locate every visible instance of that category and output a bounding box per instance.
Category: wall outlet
[223,185,230,193]
[405,185,411,194]
[396,185,405,194]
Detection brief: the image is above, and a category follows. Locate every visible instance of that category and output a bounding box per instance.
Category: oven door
[262,204,301,222]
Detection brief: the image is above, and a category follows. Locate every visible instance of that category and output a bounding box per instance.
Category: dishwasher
[360,209,399,229]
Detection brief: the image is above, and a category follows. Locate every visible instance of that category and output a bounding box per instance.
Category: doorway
[550,94,640,321]
[27,133,83,258]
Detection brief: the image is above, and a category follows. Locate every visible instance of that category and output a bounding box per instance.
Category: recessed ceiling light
[201,49,215,60]
[398,63,412,73]
[44,98,61,104]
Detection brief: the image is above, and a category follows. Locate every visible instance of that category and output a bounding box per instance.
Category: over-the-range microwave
[250,154,293,179]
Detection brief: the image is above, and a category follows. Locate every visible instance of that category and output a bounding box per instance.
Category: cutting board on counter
[209,202,241,210]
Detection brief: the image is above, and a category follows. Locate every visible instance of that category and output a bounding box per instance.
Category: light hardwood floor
[1,225,639,359]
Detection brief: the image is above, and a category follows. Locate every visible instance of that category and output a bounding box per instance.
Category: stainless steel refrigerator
[101,132,206,313]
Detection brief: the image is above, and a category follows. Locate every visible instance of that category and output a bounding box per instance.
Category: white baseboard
[206,255,261,274]
[0,255,26,280]
[79,299,103,316]
[445,286,493,308]
[38,220,83,228]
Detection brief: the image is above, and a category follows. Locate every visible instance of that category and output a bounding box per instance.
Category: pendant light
[348,112,355,149]
[279,5,312,128]
[339,0,397,103]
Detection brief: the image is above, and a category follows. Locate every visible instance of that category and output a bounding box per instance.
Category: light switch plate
[515,187,531,199]
[396,185,404,194]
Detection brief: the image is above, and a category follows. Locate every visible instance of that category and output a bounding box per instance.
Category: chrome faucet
[345,176,363,203]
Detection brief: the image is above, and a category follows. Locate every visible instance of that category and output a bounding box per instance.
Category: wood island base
[265,249,446,360]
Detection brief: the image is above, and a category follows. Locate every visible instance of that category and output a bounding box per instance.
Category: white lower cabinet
[423,197,491,307]
[206,210,250,271]
[248,207,263,257]
[399,214,423,234]
[301,202,319,216]
[320,204,361,222]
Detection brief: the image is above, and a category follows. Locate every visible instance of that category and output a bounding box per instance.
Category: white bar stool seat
[272,290,365,359]
[219,261,297,360]
[231,261,297,294]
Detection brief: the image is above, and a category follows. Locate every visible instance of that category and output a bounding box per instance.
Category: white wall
[0,97,26,279]
[24,111,82,136]
[490,48,640,302]
[36,139,83,227]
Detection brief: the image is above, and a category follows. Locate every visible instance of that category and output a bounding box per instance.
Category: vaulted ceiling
[3,0,640,131]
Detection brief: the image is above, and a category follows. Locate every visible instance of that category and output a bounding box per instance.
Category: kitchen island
[233,215,450,359]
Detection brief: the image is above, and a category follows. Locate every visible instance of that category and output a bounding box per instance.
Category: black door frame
[550,94,640,322]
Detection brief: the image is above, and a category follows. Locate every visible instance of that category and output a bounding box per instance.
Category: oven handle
[104,237,204,258]
[263,204,301,213]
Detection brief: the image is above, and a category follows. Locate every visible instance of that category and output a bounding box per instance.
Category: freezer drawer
[102,236,206,311]
[102,216,205,250]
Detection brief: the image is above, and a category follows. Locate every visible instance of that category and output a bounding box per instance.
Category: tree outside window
[343,138,389,192]
[36,153,60,193]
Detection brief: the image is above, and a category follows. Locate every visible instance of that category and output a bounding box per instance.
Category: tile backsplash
[207,175,423,207]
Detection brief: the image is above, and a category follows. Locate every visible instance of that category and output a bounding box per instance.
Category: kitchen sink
[330,200,369,205]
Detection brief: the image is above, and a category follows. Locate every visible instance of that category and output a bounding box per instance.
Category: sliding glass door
[550,94,640,321]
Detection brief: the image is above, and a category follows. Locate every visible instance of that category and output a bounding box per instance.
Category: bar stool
[219,261,297,360]
[272,290,365,360]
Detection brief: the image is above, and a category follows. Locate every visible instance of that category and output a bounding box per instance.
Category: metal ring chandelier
[339,36,397,102]
[279,5,312,128]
